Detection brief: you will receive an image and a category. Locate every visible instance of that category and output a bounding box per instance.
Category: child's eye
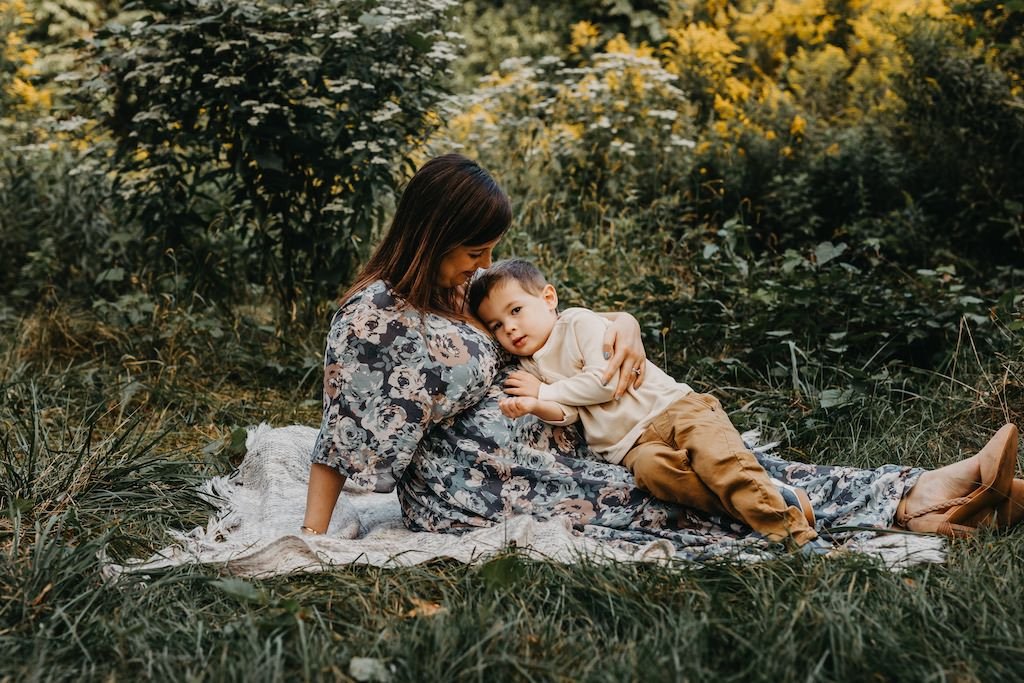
[490,322,502,332]
[511,306,521,315]
[468,252,483,258]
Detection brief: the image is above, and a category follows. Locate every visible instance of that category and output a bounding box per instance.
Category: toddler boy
[468,259,821,548]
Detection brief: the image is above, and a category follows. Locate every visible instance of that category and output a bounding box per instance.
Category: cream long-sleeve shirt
[520,307,693,464]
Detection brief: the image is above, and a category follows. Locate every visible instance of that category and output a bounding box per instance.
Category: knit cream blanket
[103,424,945,579]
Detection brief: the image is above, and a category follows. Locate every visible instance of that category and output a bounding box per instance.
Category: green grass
[2,306,1023,682]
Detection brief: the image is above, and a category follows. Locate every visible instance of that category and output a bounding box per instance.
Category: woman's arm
[302,464,347,534]
[596,311,647,399]
[306,286,436,530]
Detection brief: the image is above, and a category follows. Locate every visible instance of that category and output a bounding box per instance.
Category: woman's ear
[542,283,558,311]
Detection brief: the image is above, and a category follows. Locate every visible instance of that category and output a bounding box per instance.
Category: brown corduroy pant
[621,393,818,545]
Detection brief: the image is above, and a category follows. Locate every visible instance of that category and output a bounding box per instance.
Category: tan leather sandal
[896,423,1019,537]
[992,479,1024,529]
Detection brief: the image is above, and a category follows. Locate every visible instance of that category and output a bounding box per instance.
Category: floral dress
[311,281,923,559]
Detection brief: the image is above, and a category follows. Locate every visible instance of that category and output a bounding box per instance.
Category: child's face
[475,280,558,356]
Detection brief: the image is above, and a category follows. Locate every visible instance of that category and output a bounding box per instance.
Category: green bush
[0,137,122,301]
[893,22,1024,265]
[82,0,461,320]
[441,46,698,303]
[453,0,667,88]
[649,220,999,402]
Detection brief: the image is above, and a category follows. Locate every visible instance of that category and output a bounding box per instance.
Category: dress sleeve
[310,287,439,492]
[309,282,497,491]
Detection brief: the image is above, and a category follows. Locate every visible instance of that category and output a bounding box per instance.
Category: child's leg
[621,435,728,516]
[652,393,819,545]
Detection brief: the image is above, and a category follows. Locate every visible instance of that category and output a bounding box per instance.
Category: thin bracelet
[300,525,322,535]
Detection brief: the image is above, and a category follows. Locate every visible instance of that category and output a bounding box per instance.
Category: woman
[302,153,1021,555]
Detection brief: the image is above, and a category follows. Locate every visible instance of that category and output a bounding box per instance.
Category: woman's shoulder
[331,281,495,347]
[338,279,395,311]
[331,280,409,324]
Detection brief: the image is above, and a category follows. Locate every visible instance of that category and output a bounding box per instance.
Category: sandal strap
[897,496,974,523]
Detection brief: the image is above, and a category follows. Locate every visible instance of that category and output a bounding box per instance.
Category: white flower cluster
[350,140,386,153]
[353,0,458,35]
[370,101,402,123]
[324,77,375,94]
[609,139,637,157]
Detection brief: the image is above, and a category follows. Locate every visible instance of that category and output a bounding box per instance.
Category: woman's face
[436,238,500,288]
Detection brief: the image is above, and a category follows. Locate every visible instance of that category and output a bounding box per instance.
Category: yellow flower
[789,115,806,137]
[9,76,51,109]
[723,77,751,102]
[787,45,852,101]
[569,20,600,55]
[664,22,740,88]
[601,33,654,59]
[713,93,735,119]
[555,122,584,140]
[729,0,834,59]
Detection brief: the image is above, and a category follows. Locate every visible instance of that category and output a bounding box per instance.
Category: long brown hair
[342,154,511,316]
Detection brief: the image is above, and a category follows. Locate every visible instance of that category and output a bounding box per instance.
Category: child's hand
[504,370,541,398]
[499,396,537,419]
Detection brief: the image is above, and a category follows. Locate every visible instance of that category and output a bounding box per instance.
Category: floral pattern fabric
[311,281,922,558]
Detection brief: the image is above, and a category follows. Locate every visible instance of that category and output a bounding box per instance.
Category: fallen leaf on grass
[403,597,446,618]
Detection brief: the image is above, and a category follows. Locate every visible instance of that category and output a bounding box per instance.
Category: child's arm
[499,396,578,424]
[504,311,622,407]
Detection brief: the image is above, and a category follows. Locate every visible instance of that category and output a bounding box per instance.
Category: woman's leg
[302,463,347,534]
[754,423,1019,534]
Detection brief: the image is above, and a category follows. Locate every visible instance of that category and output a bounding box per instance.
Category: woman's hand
[504,369,541,398]
[601,313,647,399]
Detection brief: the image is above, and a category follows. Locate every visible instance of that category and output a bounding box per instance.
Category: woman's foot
[901,455,981,518]
[896,424,1019,536]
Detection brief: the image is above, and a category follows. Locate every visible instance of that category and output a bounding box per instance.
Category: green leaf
[819,388,855,409]
[813,241,846,267]
[223,427,249,459]
[358,13,389,29]
[407,33,434,52]
[212,578,264,603]
[479,554,526,590]
[95,267,125,284]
